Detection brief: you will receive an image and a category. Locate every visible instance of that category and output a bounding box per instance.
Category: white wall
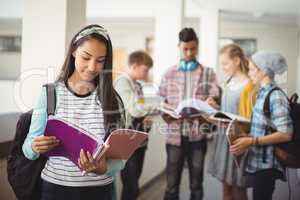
[88,18,155,54]
[219,20,299,94]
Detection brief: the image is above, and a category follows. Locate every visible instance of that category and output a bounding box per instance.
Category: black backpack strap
[262,86,281,163]
[263,87,281,119]
[43,83,56,116]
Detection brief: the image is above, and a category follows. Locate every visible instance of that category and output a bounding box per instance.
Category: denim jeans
[164,136,207,200]
[120,146,147,200]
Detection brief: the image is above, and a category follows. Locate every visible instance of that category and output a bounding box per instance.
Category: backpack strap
[290,93,298,104]
[262,86,281,163]
[43,83,56,116]
[263,87,281,119]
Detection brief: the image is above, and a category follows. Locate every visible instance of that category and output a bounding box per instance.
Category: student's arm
[22,88,48,160]
[230,131,293,156]
[258,90,294,144]
[114,77,148,118]
[230,90,293,156]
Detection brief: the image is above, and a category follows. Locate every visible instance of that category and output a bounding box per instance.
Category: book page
[175,99,217,115]
[158,103,181,119]
[210,111,250,123]
[103,129,148,160]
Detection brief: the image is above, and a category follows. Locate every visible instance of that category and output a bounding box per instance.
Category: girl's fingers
[36,146,51,151]
[80,149,96,171]
[35,139,59,147]
[230,143,238,150]
[230,145,240,153]
[78,158,83,169]
[34,136,57,142]
[87,151,94,163]
[33,142,58,153]
[80,149,88,165]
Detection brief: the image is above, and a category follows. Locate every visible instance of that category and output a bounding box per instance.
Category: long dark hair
[57,24,124,140]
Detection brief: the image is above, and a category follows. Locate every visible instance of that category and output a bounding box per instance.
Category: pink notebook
[44,117,148,167]
[105,129,148,160]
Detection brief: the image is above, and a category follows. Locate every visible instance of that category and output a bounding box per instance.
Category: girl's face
[219,53,240,77]
[248,60,265,84]
[72,38,107,82]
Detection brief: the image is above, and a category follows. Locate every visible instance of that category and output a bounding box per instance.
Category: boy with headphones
[158,28,219,200]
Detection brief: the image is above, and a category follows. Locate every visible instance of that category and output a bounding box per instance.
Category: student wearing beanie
[229,51,293,200]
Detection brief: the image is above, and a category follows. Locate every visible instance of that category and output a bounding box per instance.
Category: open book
[209,111,250,124]
[159,99,250,123]
[226,119,248,168]
[159,99,216,120]
[44,116,148,168]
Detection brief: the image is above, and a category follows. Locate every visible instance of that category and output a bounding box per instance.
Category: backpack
[7,83,56,200]
[263,87,300,168]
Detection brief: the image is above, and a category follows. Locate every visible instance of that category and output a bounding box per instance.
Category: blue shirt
[246,82,293,174]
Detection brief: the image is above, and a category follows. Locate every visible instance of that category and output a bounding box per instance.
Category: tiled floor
[0,160,17,200]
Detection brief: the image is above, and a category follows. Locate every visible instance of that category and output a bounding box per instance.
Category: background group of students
[22,24,293,200]
[119,28,293,200]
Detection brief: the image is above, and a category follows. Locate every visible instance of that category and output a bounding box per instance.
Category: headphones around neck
[178,60,198,72]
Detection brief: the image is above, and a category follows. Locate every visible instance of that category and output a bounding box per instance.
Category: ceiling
[193,0,300,17]
[0,0,299,24]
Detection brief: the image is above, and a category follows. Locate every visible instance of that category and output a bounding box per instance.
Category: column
[17,0,86,111]
[153,0,184,85]
[198,9,220,70]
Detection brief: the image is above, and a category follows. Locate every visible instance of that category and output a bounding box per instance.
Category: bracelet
[255,137,259,146]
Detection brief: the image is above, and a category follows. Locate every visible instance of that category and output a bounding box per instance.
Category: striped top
[40,81,113,187]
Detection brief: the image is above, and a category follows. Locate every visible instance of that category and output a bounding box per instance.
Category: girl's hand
[32,136,60,154]
[78,149,107,174]
[230,137,253,156]
[206,97,220,110]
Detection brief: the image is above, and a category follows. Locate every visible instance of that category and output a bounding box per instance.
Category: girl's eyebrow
[82,50,106,59]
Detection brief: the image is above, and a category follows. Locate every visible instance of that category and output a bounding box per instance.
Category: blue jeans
[164,137,206,200]
[41,180,113,200]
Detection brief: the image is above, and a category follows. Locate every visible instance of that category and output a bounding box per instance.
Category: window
[0,36,21,52]
[0,36,22,80]
[219,38,257,57]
